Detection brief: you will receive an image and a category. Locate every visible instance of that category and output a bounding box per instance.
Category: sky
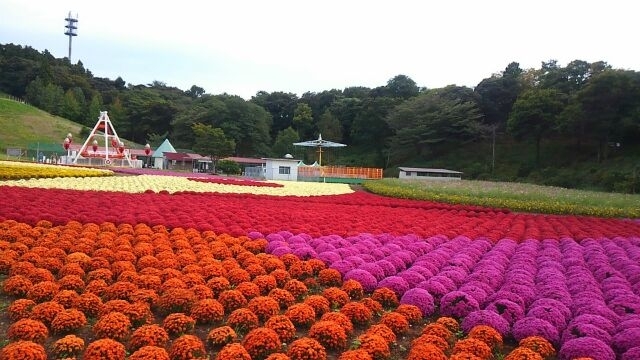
[1,0,638,100]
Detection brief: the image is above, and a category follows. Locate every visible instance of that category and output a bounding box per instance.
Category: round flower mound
[338,349,373,360]
[366,324,397,345]
[169,334,207,360]
[265,315,297,343]
[3,275,33,296]
[518,336,556,358]
[304,295,331,317]
[26,281,60,302]
[319,268,343,287]
[504,347,543,360]
[320,311,354,335]
[217,288,248,309]
[468,325,504,349]
[129,324,170,352]
[613,327,640,354]
[284,279,308,299]
[396,304,425,325]
[93,311,132,341]
[309,320,348,350]
[440,291,481,319]
[436,316,460,333]
[129,346,170,360]
[7,299,36,322]
[248,296,281,322]
[341,301,373,326]
[29,301,65,326]
[76,292,103,318]
[227,308,260,335]
[622,346,640,360]
[269,288,296,310]
[411,334,449,353]
[512,318,560,345]
[254,274,278,295]
[421,323,454,342]
[243,327,282,359]
[84,338,127,360]
[559,337,615,360]
[371,287,399,309]
[452,338,493,359]
[207,326,237,349]
[52,334,85,358]
[357,333,390,360]
[124,301,154,327]
[380,311,410,336]
[190,298,225,324]
[462,310,511,337]
[162,313,195,336]
[344,269,377,292]
[400,288,435,318]
[265,353,291,360]
[322,287,350,309]
[408,343,447,360]
[158,288,196,314]
[285,303,316,327]
[342,279,365,300]
[51,308,87,334]
[0,340,47,360]
[7,318,49,343]
[216,343,251,360]
[287,337,327,360]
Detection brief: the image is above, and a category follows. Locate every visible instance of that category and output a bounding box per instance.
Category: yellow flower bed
[1,174,354,196]
[0,161,113,180]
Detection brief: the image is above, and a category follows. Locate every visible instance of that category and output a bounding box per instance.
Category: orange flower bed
[169,334,207,360]
[309,320,348,350]
[504,347,544,360]
[218,289,249,312]
[452,338,493,360]
[395,304,423,325]
[379,312,410,336]
[365,324,397,345]
[227,308,260,335]
[357,333,390,360]
[320,311,354,335]
[371,288,399,309]
[318,268,343,287]
[340,301,373,326]
[268,288,296,309]
[248,296,281,322]
[51,308,87,334]
[265,315,297,343]
[206,325,237,349]
[407,343,447,360]
[322,287,350,308]
[469,325,504,349]
[162,313,195,336]
[285,303,316,327]
[128,324,170,351]
[303,295,331,317]
[339,349,373,360]
[7,298,35,321]
[341,279,364,300]
[190,298,225,324]
[242,327,282,359]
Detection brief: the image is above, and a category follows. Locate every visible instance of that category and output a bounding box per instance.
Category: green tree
[293,103,314,139]
[272,126,300,158]
[87,93,103,127]
[385,74,419,99]
[191,123,235,173]
[508,88,565,164]
[316,110,343,142]
[250,91,298,140]
[386,90,484,164]
[61,88,83,121]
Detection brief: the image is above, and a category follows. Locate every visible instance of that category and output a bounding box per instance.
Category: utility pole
[64,11,78,62]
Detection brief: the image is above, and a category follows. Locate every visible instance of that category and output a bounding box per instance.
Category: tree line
[1,43,639,191]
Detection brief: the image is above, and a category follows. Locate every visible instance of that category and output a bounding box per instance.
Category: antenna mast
[64,11,78,62]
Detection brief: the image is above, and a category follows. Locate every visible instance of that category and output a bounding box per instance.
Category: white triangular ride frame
[72,111,135,167]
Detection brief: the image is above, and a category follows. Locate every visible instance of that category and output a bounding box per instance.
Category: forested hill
[1,43,639,192]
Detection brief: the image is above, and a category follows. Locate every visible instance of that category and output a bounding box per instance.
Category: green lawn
[363,178,640,218]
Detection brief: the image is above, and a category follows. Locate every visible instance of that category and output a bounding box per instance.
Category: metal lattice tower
[64,11,78,62]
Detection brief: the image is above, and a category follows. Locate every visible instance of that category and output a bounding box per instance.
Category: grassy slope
[0,98,141,153]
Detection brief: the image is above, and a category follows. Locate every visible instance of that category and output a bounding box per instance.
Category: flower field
[1,161,640,360]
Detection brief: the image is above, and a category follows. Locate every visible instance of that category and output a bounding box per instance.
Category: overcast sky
[1,0,637,99]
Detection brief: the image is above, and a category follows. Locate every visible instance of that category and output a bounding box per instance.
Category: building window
[279,166,291,175]
[405,171,413,176]
[417,172,427,177]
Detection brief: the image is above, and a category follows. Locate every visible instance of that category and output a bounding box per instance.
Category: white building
[264,158,300,181]
[398,167,463,180]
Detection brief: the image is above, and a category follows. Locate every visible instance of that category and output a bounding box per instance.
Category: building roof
[163,152,204,161]
[262,158,301,163]
[152,139,176,157]
[224,157,266,164]
[398,167,463,174]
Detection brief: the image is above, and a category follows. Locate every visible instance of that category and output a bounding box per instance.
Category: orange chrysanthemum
[452,338,493,360]
[379,312,410,336]
[407,343,448,360]
[7,298,36,322]
[51,308,87,334]
[207,326,238,349]
[83,338,127,360]
[227,308,260,335]
[218,289,248,312]
[26,280,59,303]
[435,316,460,333]
[254,274,278,295]
[318,268,343,287]
[129,345,170,360]
[285,303,316,327]
[123,301,154,327]
[469,325,504,349]
[268,288,296,310]
[421,323,454,341]
[360,297,383,316]
[248,296,281,322]
[190,298,225,324]
[52,335,85,358]
[357,333,391,360]
[216,343,251,360]
[128,324,170,352]
[162,312,195,336]
[309,320,348,350]
[371,288,399,309]
[0,340,47,360]
[338,349,373,360]
[236,281,261,300]
[366,324,397,345]
[396,304,423,325]
[169,334,207,360]
[342,279,364,300]
[518,336,556,358]
[242,327,282,359]
[283,279,308,299]
[7,318,49,343]
[29,301,64,326]
[287,337,327,360]
[269,269,291,287]
[93,311,132,342]
[320,311,354,335]
[411,334,449,353]
[157,288,196,314]
[57,274,85,292]
[265,315,297,343]
[504,347,544,360]
[303,295,331,318]
[3,275,33,296]
[341,301,373,326]
[52,289,81,309]
[322,287,350,308]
